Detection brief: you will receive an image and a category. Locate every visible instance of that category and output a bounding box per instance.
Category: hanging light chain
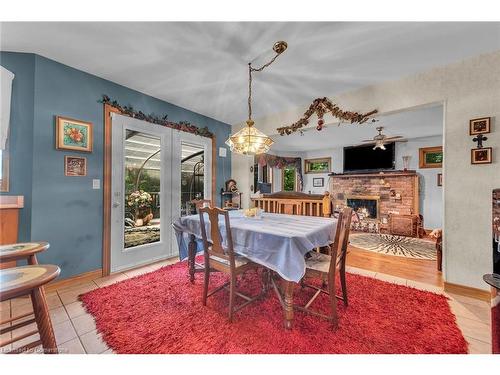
[247,42,287,121]
[226,41,286,155]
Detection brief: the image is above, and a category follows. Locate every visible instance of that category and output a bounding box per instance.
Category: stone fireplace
[329,171,420,224]
[346,195,380,219]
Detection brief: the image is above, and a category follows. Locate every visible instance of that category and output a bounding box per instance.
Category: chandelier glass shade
[226,120,274,155]
[226,41,287,156]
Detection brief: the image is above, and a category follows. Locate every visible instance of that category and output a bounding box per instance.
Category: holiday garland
[100,95,213,138]
[276,97,378,136]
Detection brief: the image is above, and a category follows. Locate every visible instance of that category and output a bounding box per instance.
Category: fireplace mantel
[329,170,417,179]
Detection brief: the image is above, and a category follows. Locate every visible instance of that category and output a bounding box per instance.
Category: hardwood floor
[346,244,443,287]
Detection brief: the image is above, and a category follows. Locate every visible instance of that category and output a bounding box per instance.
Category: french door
[110,113,173,272]
[110,113,212,272]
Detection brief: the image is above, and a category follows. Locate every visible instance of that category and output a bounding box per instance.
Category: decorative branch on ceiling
[100,95,213,138]
[276,97,378,136]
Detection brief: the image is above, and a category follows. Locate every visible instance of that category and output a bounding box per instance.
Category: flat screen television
[343,142,395,173]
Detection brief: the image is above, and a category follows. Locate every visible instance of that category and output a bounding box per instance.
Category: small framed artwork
[65,156,87,176]
[437,173,443,186]
[313,177,324,187]
[419,146,443,168]
[305,157,331,174]
[471,147,492,165]
[469,117,491,135]
[56,116,93,152]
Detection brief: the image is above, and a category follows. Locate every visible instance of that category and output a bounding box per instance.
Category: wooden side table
[0,242,50,266]
[0,265,60,354]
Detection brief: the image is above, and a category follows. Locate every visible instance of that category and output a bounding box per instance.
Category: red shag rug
[80,261,467,354]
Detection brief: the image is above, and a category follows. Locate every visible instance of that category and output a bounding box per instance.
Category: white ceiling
[1,22,499,125]
[271,104,443,152]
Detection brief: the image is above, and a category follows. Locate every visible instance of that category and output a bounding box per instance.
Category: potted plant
[127,190,153,226]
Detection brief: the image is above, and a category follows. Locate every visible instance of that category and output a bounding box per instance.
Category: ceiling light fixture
[225,41,287,155]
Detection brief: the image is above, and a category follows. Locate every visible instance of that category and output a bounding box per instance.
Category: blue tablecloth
[173,210,338,282]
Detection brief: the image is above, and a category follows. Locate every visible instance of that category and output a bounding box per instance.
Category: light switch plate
[219,147,227,157]
[92,179,101,189]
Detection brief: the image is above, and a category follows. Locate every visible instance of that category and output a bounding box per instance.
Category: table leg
[282,280,295,330]
[28,254,38,265]
[188,234,197,283]
[31,287,58,354]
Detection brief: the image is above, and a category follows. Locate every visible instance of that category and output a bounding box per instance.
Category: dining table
[173,210,338,329]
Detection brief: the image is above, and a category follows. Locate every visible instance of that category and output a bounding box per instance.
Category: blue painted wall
[1,52,232,279]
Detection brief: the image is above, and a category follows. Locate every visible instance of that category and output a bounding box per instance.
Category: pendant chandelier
[226,41,287,155]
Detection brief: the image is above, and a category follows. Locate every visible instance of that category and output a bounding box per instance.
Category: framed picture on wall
[65,155,87,176]
[56,116,93,152]
[304,157,331,174]
[471,147,492,165]
[419,146,443,168]
[469,117,491,135]
[312,177,324,187]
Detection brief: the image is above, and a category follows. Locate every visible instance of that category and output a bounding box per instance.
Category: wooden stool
[0,242,50,266]
[0,265,60,354]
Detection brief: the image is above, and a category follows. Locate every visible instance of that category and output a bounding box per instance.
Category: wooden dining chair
[295,207,353,328]
[198,206,263,322]
[186,199,213,282]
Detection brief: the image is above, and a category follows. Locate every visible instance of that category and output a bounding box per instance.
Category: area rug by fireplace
[79,260,466,354]
[349,233,437,260]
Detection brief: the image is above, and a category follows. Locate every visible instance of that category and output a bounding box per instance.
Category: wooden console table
[0,196,24,268]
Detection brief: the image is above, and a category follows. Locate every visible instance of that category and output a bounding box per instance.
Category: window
[282,167,296,192]
[255,164,273,193]
[304,157,331,174]
[0,145,9,192]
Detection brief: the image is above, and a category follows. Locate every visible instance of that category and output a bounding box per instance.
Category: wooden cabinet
[0,196,24,268]
[388,213,423,238]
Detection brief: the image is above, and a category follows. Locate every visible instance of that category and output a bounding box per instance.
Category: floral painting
[56,116,93,152]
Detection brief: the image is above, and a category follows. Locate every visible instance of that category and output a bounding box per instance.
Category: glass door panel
[171,132,212,256]
[181,142,205,216]
[124,131,161,248]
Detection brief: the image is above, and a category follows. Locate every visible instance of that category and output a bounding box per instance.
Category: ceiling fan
[361,126,406,150]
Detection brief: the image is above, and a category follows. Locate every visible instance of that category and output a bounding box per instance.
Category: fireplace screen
[347,198,378,219]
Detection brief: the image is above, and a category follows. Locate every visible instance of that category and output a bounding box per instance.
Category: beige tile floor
[1,259,492,354]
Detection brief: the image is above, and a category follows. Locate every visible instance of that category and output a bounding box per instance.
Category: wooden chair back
[336,207,353,269]
[198,206,236,269]
[329,207,352,274]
